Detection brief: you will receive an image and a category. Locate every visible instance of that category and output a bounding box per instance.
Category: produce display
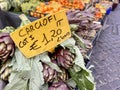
[0,0,113,90]
[67,8,102,58]
[0,0,112,19]
[0,0,42,12]
[0,14,95,90]
[28,0,112,19]
[29,0,86,18]
[95,1,112,20]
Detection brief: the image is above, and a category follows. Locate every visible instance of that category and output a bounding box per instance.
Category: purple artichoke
[48,81,70,90]
[55,48,75,69]
[0,79,7,90]
[0,33,15,62]
[57,67,68,81]
[42,62,57,83]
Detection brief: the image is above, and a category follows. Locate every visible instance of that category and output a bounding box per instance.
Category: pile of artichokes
[67,8,102,58]
[0,10,100,90]
[42,47,75,89]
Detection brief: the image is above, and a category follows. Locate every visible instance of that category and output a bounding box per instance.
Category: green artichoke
[48,81,70,90]
[42,62,57,83]
[0,33,15,62]
[55,48,75,69]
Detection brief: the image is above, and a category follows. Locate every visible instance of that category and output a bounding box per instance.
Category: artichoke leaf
[60,38,76,48]
[68,46,95,90]
[4,72,29,90]
[73,46,86,70]
[29,57,44,90]
[5,48,45,90]
[39,52,62,72]
[39,84,48,90]
[69,68,96,90]
[72,32,86,49]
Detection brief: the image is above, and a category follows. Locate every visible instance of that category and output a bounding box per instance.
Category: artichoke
[0,59,12,81]
[57,67,68,81]
[42,62,57,83]
[48,81,70,90]
[0,33,15,62]
[55,48,75,69]
[0,79,7,90]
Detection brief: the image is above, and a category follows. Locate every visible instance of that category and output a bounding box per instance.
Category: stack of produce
[0,0,112,19]
[95,0,113,20]
[28,0,113,19]
[0,26,15,81]
[29,0,88,18]
[67,8,102,58]
[29,1,63,18]
[0,0,42,12]
[67,9,102,40]
[21,0,42,14]
[52,0,85,10]
[0,14,95,90]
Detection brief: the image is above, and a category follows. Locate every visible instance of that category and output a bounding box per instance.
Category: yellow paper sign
[10,11,71,58]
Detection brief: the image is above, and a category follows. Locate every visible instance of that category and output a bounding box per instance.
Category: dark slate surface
[89,4,120,90]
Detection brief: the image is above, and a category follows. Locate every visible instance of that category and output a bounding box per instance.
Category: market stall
[0,0,113,90]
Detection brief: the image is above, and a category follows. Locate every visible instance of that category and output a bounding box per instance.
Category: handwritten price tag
[10,11,71,58]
